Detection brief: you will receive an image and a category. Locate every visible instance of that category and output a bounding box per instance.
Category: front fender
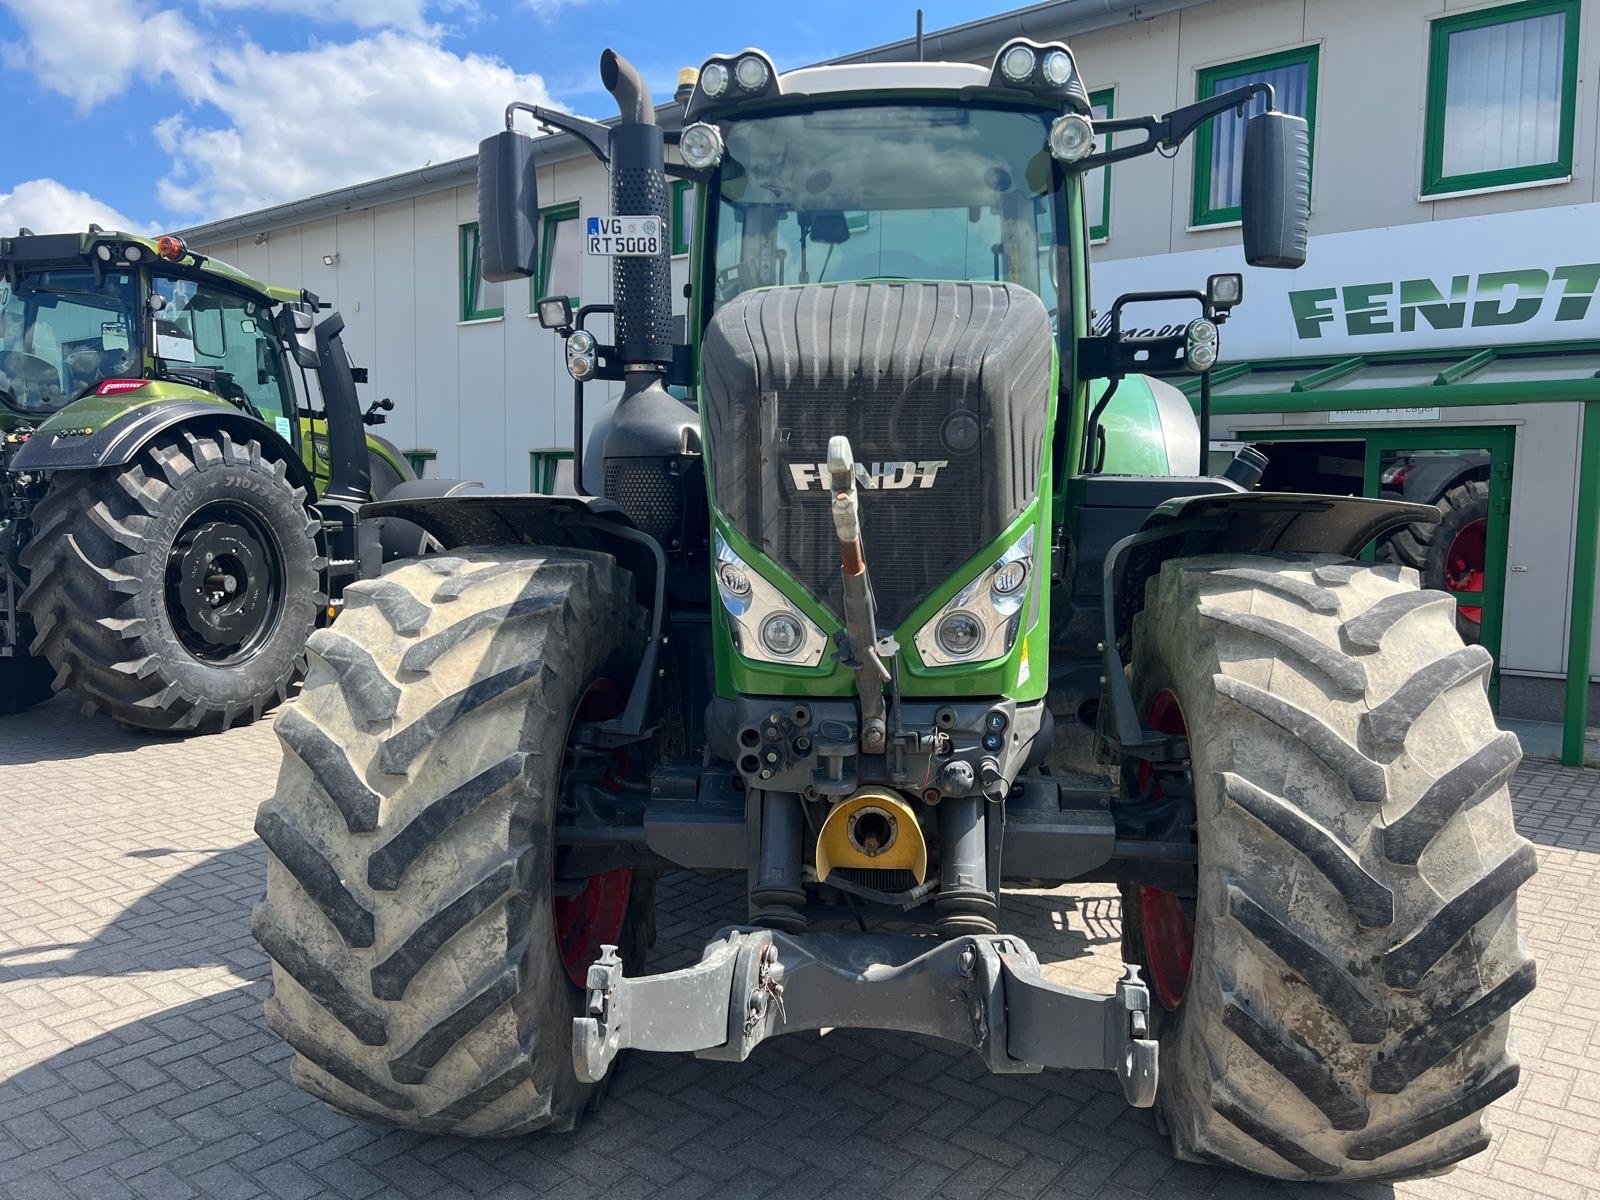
[11,399,314,490]
[1099,490,1439,754]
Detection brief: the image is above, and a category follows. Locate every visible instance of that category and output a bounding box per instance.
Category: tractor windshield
[708,102,1060,314]
[0,268,140,414]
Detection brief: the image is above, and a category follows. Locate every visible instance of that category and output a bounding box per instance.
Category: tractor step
[572,927,1157,1105]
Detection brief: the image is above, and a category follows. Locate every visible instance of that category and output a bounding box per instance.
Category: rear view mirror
[274,303,319,368]
[1240,110,1310,269]
[477,129,540,282]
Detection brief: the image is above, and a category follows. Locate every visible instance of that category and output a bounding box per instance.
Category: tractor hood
[700,280,1051,630]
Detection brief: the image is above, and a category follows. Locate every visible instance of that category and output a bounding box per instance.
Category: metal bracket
[571,928,1159,1106]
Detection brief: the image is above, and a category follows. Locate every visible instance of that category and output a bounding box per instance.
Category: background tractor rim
[554,677,635,989]
[1139,688,1194,1012]
[162,501,286,666]
[1446,516,1488,625]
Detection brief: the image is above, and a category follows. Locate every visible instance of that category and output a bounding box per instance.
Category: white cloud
[155,31,558,219]
[0,0,201,111]
[0,179,154,236]
[0,0,558,224]
[199,0,443,35]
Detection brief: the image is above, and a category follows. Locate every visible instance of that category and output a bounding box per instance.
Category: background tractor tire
[1122,552,1533,1182]
[253,547,654,1136]
[18,429,322,733]
[1379,480,1490,642]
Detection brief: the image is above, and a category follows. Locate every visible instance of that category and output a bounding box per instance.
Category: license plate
[586,216,661,257]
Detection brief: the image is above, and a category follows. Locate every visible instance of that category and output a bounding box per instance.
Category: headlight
[567,329,596,355]
[1186,319,1220,372]
[760,612,805,657]
[936,612,985,658]
[1000,44,1036,83]
[566,331,596,381]
[1049,113,1095,163]
[700,61,728,98]
[734,54,769,91]
[914,527,1035,667]
[679,122,724,170]
[715,534,826,667]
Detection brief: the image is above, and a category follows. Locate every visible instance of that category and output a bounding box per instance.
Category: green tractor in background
[254,44,1534,1181]
[0,229,461,731]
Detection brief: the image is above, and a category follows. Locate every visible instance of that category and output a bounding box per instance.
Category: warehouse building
[178,0,1600,752]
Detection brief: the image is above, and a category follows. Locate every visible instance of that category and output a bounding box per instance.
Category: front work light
[537,295,574,329]
[1000,44,1036,84]
[699,61,729,98]
[1207,272,1244,311]
[1049,113,1095,163]
[734,54,770,91]
[679,122,724,170]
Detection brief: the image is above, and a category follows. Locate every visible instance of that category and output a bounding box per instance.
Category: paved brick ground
[1,693,1596,1200]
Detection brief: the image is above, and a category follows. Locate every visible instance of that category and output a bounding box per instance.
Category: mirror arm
[1078,83,1275,171]
[506,102,611,167]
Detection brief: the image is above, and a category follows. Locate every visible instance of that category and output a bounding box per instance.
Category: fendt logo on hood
[788,460,948,491]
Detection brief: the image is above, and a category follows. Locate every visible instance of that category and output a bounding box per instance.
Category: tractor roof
[777,61,992,95]
[0,229,300,305]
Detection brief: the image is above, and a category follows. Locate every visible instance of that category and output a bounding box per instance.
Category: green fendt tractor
[0,229,459,730]
[254,44,1534,1181]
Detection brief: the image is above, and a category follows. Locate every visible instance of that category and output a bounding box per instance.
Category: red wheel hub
[1445,517,1488,625]
[1137,689,1194,1011]
[553,679,635,988]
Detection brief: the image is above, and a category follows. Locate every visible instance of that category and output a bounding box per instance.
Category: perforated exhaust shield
[700,282,1052,627]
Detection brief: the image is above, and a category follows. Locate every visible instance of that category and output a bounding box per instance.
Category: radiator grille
[701,282,1052,628]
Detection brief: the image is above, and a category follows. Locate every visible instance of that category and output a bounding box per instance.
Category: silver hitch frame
[572,927,1158,1107]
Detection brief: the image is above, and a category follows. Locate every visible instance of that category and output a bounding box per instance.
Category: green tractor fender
[10,393,315,493]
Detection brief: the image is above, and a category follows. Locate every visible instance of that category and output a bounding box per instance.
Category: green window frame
[530,447,573,493]
[532,202,582,310]
[459,222,503,321]
[671,179,694,257]
[1088,87,1114,242]
[1192,44,1319,228]
[1422,0,1581,197]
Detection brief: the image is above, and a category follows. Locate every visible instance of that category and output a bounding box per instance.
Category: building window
[1423,0,1580,197]
[1192,45,1319,228]
[1087,88,1114,242]
[671,179,695,257]
[533,202,581,310]
[459,222,504,321]
[530,448,573,493]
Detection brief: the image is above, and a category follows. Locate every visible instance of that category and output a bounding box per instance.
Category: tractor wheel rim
[1446,517,1488,625]
[163,503,284,665]
[1139,688,1195,1012]
[553,678,636,989]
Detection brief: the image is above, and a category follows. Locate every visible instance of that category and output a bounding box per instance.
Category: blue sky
[0,0,997,236]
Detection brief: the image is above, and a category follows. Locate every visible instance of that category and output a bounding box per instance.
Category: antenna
[915,9,924,60]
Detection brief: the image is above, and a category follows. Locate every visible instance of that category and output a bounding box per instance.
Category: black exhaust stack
[595,49,698,543]
[600,50,674,372]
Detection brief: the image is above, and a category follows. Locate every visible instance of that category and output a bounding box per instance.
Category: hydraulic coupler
[572,929,1158,1108]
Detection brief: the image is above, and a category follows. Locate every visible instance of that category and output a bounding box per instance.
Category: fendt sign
[1289,266,1598,341]
[1091,202,1600,359]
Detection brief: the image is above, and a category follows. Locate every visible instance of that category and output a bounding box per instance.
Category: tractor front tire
[18,429,321,732]
[1123,553,1533,1181]
[253,547,653,1135]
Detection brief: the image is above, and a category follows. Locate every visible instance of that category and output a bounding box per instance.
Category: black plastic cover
[701,282,1052,627]
[476,129,540,283]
